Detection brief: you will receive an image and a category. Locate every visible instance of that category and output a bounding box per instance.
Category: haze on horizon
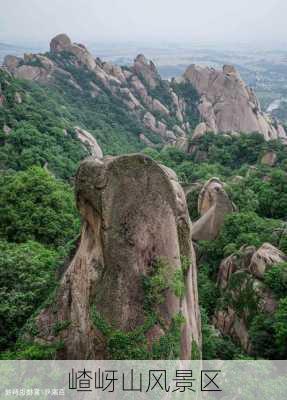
[0,0,286,48]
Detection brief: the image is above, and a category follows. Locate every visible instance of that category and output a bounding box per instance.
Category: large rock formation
[215,243,286,352]
[249,243,287,279]
[192,178,235,241]
[4,53,55,83]
[133,54,161,89]
[261,150,278,167]
[74,127,103,159]
[35,154,201,359]
[3,34,189,147]
[4,33,286,146]
[182,64,287,140]
[50,33,96,70]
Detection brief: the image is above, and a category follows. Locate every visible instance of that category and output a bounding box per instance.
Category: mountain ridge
[3,33,286,149]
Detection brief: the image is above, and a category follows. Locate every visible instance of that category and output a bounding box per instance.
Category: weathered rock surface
[261,150,278,166]
[50,33,72,53]
[4,34,191,147]
[5,33,287,147]
[192,178,235,241]
[249,243,286,279]
[215,243,285,353]
[133,54,161,89]
[182,64,287,140]
[50,33,96,70]
[74,127,103,159]
[35,154,201,359]
[3,55,22,71]
[193,122,209,139]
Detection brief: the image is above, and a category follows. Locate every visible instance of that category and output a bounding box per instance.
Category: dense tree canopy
[0,167,80,247]
[1,60,287,360]
[0,240,58,350]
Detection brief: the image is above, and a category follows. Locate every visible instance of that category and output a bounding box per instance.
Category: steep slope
[3,33,285,152]
[0,68,89,179]
[3,34,196,148]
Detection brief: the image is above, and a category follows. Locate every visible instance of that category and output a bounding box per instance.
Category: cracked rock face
[35,154,201,359]
[183,64,287,140]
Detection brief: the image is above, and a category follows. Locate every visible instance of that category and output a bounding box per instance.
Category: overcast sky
[0,0,286,46]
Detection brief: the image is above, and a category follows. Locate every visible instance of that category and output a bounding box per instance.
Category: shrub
[274,297,287,357]
[0,167,80,247]
[264,262,287,298]
[0,240,58,350]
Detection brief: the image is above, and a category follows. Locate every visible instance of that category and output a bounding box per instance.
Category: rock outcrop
[74,127,103,159]
[192,178,235,241]
[35,154,201,359]
[249,243,286,279]
[215,243,286,352]
[182,64,287,141]
[4,34,189,147]
[50,33,96,70]
[261,150,278,167]
[4,34,286,147]
[4,53,55,83]
[133,54,161,89]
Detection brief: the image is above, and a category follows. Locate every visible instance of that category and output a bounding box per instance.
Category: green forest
[1,65,287,360]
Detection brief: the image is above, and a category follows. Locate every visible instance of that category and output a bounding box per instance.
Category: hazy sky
[0,0,286,46]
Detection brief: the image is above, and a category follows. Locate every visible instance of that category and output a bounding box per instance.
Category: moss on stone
[52,320,71,336]
[142,256,189,313]
[90,305,185,360]
[151,313,185,359]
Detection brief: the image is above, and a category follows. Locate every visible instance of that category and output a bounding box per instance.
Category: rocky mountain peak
[49,33,96,70]
[134,54,149,64]
[3,34,287,146]
[182,63,286,141]
[3,35,190,146]
[133,53,160,89]
[222,64,239,76]
[50,33,72,53]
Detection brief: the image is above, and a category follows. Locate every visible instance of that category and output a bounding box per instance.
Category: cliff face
[182,64,286,141]
[3,33,286,148]
[35,154,201,359]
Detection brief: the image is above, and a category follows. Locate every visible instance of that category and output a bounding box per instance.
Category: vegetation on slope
[1,59,287,360]
[144,132,287,359]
